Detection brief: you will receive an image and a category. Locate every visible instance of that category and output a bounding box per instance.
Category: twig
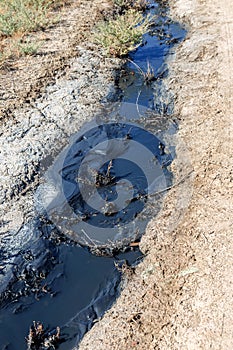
[127,58,144,76]
[149,170,194,198]
[106,159,113,178]
[136,89,145,119]
[81,229,97,247]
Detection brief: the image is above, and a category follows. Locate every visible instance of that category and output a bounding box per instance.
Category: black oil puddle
[0,219,141,349]
[0,2,186,349]
[37,120,173,252]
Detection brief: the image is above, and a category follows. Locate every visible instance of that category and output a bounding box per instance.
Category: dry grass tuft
[94,9,155,57]
[0,0,69,66]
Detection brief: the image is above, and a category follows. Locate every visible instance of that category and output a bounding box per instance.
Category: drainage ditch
[0,1,186,349]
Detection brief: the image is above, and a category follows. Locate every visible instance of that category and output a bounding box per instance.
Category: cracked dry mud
[0,0,232,349]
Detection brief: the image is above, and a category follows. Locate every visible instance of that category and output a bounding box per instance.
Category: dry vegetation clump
[94,8,155,57]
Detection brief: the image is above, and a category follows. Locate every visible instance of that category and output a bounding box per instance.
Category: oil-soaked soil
[0,1,187,349]
[1,0,233,349]
[79,0,233,349]
[0,218,142,349]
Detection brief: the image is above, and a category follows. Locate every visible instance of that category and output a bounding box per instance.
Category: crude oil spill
[0,1,186,349]
[115,1,186,113]
[39,121,172,251]
[0,219,141,349]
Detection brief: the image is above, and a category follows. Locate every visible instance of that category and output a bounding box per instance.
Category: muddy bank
[0,0,122,237]
[79,0,233,349]
[0,46,120,234]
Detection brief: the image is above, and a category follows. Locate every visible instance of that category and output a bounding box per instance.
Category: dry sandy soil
[0,0,232,349]
[0,0,112,118]
[79,0,233,349]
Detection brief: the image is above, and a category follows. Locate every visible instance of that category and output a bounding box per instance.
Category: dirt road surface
[79,0,233,349]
